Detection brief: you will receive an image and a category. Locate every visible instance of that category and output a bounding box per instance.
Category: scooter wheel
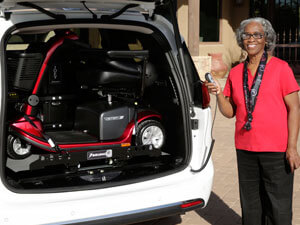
[136,120,165,149]
[7,135,32,159]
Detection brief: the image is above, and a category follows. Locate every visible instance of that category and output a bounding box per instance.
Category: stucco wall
[177,0,250,70]
[177,0,189,43]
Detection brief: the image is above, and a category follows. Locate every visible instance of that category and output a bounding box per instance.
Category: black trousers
[236,149,294,225]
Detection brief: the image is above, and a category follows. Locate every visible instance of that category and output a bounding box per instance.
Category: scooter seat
[77,69,140,88]
[105,60,142,75]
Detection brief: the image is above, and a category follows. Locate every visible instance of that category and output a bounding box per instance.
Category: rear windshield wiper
[18,2,66,20]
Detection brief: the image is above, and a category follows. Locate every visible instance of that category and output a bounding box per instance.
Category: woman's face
[242,21,266,57]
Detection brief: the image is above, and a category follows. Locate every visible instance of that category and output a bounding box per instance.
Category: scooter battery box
[75,102,134,141]
[42,100,75,130]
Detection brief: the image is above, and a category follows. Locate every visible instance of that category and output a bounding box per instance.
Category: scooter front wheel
[7,135,32,159]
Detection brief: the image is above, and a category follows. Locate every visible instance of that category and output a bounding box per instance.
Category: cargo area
[3,26,191,190]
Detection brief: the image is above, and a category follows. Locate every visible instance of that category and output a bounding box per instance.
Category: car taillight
[181,199,204,209]
[202,84,210,108]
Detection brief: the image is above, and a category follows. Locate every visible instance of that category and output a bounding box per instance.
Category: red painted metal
[25,31,79,115]
[11,116,44,138]
[10,111,161,153]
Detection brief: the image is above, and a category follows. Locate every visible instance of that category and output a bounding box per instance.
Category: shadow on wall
[177,0,187,9]
[176,0,249,69]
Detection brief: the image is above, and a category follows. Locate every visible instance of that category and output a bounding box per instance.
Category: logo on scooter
[104,115,125,121]
[87,150,113,160]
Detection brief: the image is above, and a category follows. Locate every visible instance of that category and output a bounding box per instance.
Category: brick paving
[136,78,300,225]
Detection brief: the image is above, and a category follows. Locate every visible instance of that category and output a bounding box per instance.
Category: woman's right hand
[204,78,221,95]
[204,77,235,118]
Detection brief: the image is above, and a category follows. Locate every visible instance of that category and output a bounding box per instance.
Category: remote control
[205,72,215,84]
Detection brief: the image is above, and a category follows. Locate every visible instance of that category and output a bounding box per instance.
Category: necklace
[243,51,267,131]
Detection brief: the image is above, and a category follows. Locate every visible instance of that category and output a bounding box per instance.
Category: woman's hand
[286,147,300,173]
[284,91,300,173]
[204,78,236,118]
[204,79,221,95]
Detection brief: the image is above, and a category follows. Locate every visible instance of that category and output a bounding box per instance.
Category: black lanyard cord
[243,51,268,131]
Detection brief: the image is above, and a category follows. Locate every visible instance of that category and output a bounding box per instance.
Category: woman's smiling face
[242,21,266,57]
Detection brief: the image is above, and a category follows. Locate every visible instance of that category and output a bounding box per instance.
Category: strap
[23,115,61,153]
[101,4,139,20]
[243,51,268,131]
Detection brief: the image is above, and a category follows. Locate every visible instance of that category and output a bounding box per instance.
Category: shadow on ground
[133,192,241,225]
[194,192,242,225]
[132,215,182,225]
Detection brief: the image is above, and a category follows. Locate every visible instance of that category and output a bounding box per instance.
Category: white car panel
[0,163,213,225]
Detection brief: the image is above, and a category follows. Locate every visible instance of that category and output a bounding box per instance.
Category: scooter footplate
[45,130,98,144]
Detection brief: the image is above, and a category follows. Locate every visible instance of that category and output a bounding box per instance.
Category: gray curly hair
[236,17,276,52]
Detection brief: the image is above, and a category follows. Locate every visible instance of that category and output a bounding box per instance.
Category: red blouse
[223,57,300,152]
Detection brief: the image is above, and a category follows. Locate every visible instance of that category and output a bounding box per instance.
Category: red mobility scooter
[6,30,165,172]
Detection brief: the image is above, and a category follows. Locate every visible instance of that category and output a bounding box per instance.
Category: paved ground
[136,78,300,225]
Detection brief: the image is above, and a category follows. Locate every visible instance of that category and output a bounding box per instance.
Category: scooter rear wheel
[136,120,165,149]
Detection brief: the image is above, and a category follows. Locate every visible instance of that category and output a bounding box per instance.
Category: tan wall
[177,0,250,70]
[177,0,189,42]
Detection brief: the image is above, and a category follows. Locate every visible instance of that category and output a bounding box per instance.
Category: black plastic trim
[165,52,192,167]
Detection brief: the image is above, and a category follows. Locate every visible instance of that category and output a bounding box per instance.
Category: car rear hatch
[0,0,158,18]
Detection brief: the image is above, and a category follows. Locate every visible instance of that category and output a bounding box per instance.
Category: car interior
[4,27,188,189]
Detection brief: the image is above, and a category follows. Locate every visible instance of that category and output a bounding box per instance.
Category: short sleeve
[223,72,232,97]
[280,63,300,97]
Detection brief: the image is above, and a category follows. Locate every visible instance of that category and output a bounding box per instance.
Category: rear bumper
[46,199,204,225]
[0,160,213,225]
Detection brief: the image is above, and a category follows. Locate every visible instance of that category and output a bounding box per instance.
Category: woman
[205,17,300,225]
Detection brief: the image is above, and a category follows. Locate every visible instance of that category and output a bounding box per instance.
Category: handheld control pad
[205,72,215,84]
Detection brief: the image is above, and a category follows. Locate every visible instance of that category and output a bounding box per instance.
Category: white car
[0,0,214,224]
